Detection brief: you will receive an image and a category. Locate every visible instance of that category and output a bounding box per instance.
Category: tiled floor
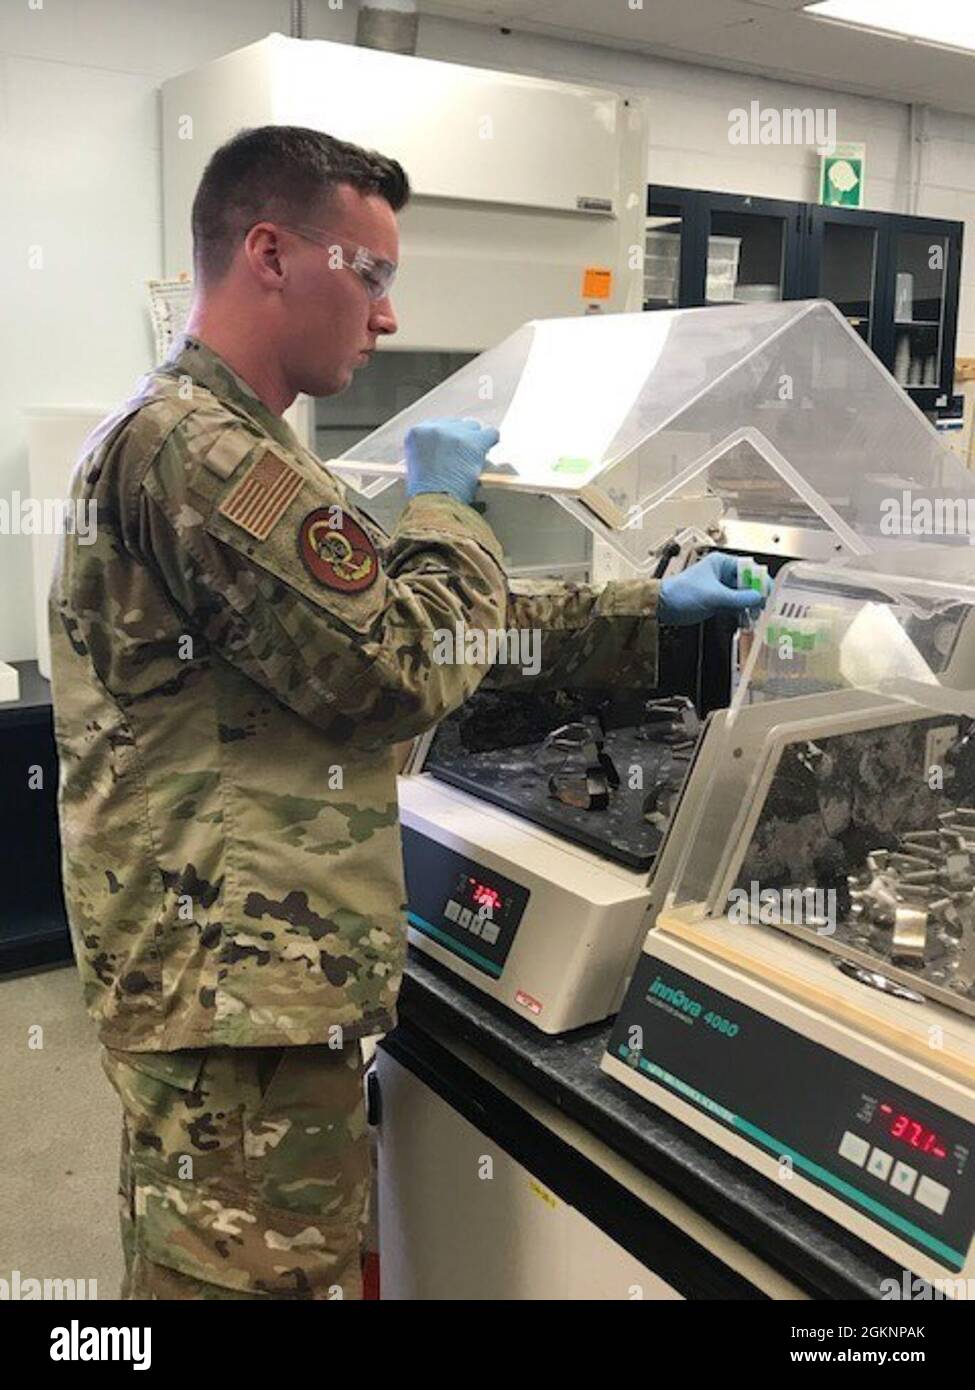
[0,964,123,1299]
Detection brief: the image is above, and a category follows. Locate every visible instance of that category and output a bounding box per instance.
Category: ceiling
[420,0,975,115]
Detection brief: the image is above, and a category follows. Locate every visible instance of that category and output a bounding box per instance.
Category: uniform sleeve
[480,577,660,692]
[136,412,508,748]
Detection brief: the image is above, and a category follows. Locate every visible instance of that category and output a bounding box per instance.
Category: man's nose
[369,296,398,337]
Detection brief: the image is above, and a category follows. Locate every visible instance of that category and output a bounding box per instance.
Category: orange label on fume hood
[582,266,612,299]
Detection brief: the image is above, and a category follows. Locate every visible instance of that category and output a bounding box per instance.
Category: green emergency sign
[820,144,866,208]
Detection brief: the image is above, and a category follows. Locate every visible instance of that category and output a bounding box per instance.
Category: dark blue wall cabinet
[646,185,963,412]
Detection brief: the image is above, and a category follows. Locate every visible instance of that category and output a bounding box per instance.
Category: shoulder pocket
[205,451,387,636]
[202,425,261,481]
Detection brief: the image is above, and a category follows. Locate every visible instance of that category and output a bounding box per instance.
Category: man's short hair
[191,125,410,284]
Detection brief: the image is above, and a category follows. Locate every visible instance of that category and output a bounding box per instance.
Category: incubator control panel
[609,954,975,1272]
[402,826,530,979]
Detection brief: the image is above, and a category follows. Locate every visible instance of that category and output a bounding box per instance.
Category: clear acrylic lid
[732,549,975,716]
[664,555,975,1015]
[332,300,975,573]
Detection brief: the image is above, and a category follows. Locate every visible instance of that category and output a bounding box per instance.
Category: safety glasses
[279,224,397,302]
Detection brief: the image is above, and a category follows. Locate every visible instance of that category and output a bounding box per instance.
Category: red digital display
[878,1103,947,1159]
[468,878,502,913]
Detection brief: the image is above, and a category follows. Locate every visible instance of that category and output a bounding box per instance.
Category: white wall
[0,0,355,662]
[419,17,975,361]
[4,0,975,660]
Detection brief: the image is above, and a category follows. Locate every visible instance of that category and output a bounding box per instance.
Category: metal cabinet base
[375,1042,679,1300]
[373,1024,795,1300]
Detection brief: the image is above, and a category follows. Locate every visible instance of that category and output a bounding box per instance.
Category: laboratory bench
[0,661,70,976]
[384,947,906,1301]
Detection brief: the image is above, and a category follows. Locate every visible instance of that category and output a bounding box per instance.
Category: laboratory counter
[0,661,70,974]
[388,948,907,1301]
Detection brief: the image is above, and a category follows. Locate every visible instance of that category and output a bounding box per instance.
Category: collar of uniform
[163,334,303,455]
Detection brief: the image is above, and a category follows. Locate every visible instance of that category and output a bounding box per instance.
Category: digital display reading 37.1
[879,1103,948,1159]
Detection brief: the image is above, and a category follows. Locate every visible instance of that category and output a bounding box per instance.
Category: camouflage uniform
[49,336,659,1298]
[103,1043,368,1299]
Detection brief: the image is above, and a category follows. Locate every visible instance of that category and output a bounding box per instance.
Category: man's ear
[243,222,286,289]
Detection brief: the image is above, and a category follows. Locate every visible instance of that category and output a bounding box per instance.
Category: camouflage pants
[102,1043,369,1300]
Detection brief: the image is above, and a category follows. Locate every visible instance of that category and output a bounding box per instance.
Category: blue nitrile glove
[404,417,500,506]
[658,553,766,627]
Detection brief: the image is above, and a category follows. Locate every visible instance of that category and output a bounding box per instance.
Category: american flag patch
[217,450,304,541]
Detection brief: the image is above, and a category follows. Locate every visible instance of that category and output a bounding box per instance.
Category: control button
[915,1175,951,1216]
[444,900,460,922]
[468,914,483,937]
[890,1161,918,1196]
[481,922,500,945]
[867,1147,893,1181]
[838,1131,870,1167]
[458,908,472,928]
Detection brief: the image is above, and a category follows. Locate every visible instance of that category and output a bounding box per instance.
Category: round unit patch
[298,508,379,593]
